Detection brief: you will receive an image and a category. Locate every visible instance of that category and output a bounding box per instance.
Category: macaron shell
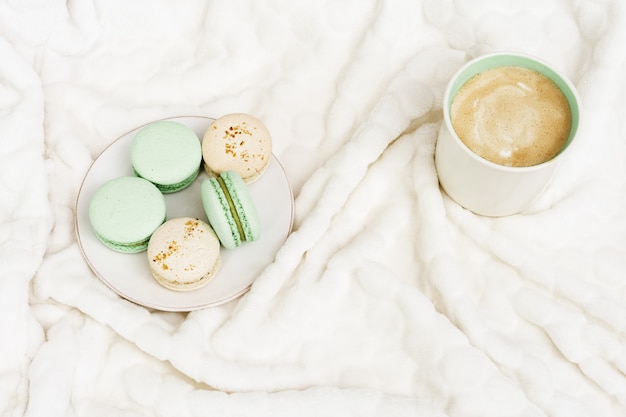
[155,169,199,194]
[202,113,272,183]
[131,120,202,192]
[89,176,166,253]
[94,234,152,254]
[147,217,221,291]
[152,268,218,292]
[201,177,241,249]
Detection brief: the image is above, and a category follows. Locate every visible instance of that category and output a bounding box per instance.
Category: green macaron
[89,176,166,253]
[130,120,202,193]
[201,170,261,249]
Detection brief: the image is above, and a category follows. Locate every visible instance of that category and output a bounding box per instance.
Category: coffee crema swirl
[450,66,571,167]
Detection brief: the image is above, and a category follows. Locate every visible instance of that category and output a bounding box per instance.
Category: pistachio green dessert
[201,170,261,249]
[89,176,166,253]
[131,120,202,193]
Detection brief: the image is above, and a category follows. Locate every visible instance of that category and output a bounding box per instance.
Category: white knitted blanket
[3,1,626,416]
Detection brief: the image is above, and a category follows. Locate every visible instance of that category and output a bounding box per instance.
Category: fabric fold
[5,0,626,416]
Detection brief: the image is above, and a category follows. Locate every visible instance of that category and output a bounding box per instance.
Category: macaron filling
[219,171,261,243]
[93,230,158,253]
[150,256,220,291]
[216,175,246,241]
[207,176,243,247]
[202,171,261,249]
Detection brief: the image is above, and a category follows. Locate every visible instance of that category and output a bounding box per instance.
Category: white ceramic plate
[76,116,294,311]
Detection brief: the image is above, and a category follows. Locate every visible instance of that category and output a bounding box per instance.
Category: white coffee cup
[435,52,581,217]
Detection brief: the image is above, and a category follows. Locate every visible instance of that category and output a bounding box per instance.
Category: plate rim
[75,115,294,312]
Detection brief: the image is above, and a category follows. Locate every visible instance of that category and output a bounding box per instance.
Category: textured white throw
[2,1,626,416]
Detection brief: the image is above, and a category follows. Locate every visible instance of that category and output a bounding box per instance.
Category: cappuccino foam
[450,66,571,167]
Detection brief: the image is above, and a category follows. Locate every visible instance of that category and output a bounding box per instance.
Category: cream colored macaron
[147,217,221,291]
[202,113,272,183]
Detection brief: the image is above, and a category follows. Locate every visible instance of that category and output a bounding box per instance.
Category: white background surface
[2,1,626,416]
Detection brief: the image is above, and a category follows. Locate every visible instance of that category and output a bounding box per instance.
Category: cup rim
[442,51,581,173]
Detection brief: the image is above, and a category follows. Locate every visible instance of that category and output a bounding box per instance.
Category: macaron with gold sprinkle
[147,217,221,291]
[202,113,272,183]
